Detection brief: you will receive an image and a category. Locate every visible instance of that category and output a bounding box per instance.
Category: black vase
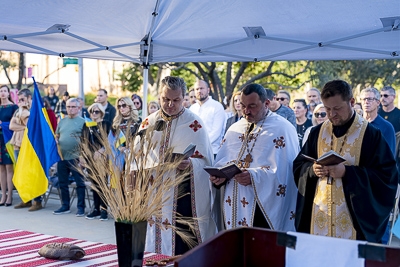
[115,221,147,267]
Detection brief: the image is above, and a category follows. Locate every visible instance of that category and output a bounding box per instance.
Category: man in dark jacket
[96,89,116,124]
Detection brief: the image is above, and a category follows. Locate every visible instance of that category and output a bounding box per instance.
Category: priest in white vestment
[138,76,215,256]
[211,84,299,231]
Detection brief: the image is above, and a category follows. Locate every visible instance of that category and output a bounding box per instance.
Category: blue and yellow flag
[13,78,61,202]
[84,116,97,127]
[1,122,15,167]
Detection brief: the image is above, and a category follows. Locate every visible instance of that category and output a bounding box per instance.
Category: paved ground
[1,190,116,245]
[2,189,400,248]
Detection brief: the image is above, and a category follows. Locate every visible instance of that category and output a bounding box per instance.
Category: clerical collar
[160,107,185,121]
[332,111,356,138]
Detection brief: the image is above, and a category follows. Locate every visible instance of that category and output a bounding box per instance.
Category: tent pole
[142,65,149,119]
[78,58,84,102]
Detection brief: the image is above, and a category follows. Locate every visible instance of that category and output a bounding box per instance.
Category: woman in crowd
[0,85,18,206]
[225,91,242,133]
[82,103,112,221]
[147,100,160,115]
[293,99,312,147]
[113,97,141,138]
[302,104,328,146]
[354,102,363,116]
[131,94,143,118]
[43,98,57,132]
[44,86,59,111]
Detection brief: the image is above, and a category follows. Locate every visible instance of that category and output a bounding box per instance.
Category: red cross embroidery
[191,151,204,158]
[239,134,245,142]
[276,184,287,197]
[141,118,149,129]
[290,211,295,220]
[148,217,155,227]
[226,196,232,206]
[238,217,248,227]
[240,197,249,208]
[247,133,255,143]
[189,120,202,132]
[273,136,286,149]
[162,218,171,230]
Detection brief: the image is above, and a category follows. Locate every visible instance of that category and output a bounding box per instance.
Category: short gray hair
[66,98,80,106]
[381,86,396,95]
[161,76,187,97]
[361,87,380,100]
[278,90,291,101]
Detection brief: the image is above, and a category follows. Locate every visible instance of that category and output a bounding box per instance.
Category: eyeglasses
[314,112,327,118]
[66,106,77,109]
[361,97,377,102]
[277,97,287,101]
[117,104,127,109]
[90,110,101,114]
[133,102,140,105]
[381,94,394,98]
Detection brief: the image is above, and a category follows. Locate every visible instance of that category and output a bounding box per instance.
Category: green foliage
[75,93,118,107]
[117,63,160,92]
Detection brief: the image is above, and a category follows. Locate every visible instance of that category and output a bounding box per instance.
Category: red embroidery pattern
[141,118,149,129]
[190,161,202,243]
[191,151,204,158]
[261,166,271,170]
[219,138,226,149]
[276,184,287,197]
[189,120,202,132]
[225,196,232,206]
[240,197,249,208]
[162,218,172,230]
[238,217,248,227]
[148,217,155,227]
[273,136,286,149]
[290,211,295,220]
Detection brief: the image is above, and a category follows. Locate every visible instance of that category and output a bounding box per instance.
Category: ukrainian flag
[13,78,61,202]
[84,116,97,127]
[2,122,16,167]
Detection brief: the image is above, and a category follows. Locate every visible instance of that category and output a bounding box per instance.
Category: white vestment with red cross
[134,108,215,256]
[212,112,299,231]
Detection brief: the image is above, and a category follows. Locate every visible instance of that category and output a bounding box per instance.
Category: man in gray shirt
[265,88,296,127]
[53,98,86,216]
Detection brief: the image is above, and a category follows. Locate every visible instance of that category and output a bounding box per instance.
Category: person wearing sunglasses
[266,89,296,128]
[277,90,291,107]
[81,103,112,221]
[131,94,143,119]
[294,80,398,243]
[302,104,328,147]
[112,97,141,138]
[378,86,400,133]
[293,99,312,147]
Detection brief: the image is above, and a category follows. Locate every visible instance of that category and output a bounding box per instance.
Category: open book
[169,143,196,162]
[204,163,242,180]
[301,150,346,166]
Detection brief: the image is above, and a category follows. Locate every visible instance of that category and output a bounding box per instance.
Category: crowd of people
[0,77,398,256]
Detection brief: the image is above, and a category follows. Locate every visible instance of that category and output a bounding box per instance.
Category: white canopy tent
[1,0,399,116]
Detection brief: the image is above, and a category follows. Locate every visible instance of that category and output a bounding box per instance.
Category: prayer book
[170,143,196,162]
[204,163,242,180]
[301,150,346,166]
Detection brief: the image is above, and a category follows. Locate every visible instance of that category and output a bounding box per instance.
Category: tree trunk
[17,53,24,90]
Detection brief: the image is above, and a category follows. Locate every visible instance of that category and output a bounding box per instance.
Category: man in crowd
[54,91,69,116]
[183,92,191,108]
[12,89,43,211]
[378,86,400,133]
[306,88,322,119]
[210,83,299,232]
[361,88,395,155]
[190,80,226,157]
[53,98,86,216]
[294,80,398,243]
[96,89,116,124]
[77,97,89,118]
[44,86,59,111]
[139,76,215,256]
[265,88,296,127]
[277,90,291,107]
[189,88,197,105]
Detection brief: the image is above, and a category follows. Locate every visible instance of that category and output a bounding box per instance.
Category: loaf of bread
[38,243,85,260]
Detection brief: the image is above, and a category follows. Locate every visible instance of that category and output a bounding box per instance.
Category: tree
[0,51,16,88]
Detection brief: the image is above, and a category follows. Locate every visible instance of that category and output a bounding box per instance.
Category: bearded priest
[210,83,299,231]
[138,76,215,256]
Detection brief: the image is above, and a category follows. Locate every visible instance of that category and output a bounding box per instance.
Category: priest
[138,76,215,256]
[210,83,299,231]
[294,80,398,243]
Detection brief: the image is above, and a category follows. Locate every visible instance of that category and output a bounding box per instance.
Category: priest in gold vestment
[294,80,398,243]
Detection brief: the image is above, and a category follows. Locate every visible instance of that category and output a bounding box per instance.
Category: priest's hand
[177,159,190,170]
[210,175,226,186]
[313,163,329,178]
[327,163,346,179]
[234,170,252,186]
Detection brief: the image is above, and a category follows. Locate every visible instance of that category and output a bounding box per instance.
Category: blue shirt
[370,114,396,156]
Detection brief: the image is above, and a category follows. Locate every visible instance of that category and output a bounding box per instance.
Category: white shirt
[190,96,226,154]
